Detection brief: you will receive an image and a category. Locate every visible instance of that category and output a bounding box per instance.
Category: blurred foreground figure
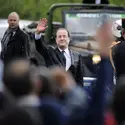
[50,66,87,111]
[96,17,114,96]
[3,59,33,98]
[0,12,30,64]
[2,59,43,125]
[38,67,68,125]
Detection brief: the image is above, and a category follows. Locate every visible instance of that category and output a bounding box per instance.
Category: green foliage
[110,0,125,6]
[0,0,124,21]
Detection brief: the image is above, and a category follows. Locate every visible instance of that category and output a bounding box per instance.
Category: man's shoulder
[17,28,29,37]
[70,49,79,56]
[48,45,55,49]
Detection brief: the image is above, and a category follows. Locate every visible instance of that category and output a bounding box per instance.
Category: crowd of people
[0,9,125,125]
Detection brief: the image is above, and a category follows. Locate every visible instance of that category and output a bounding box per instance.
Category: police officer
[109,19,125,82]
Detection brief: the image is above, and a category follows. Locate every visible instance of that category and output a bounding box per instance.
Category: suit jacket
[0,107,34,125]
[1,27,30,64]
[35,38,84,86]
[83,0,109,4]
[110,41,125,79]
[40,96,68,125]
[0,91,34,125]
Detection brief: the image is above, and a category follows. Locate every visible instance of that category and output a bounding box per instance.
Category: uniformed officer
[109,19,125,81]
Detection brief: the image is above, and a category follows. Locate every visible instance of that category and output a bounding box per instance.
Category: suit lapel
[55,48,75,67]
[9,29,19,43]
[10,32,16,42]
[69,49,74,65]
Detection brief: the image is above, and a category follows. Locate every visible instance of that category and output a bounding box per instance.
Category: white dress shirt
[58,48,71,71]
[17,94,41,107]
[35,33,42,40]
[96,0,101,4]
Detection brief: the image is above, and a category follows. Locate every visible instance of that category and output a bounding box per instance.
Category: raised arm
[35,18,50,58]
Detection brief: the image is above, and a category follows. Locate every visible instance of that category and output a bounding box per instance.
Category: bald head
[8,12,19,28]
[7,59,30,77]
[8,12,19,20]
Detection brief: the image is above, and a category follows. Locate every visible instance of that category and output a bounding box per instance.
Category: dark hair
[56,28,70,37]
[38,67,57,97]
[3,59,33,98]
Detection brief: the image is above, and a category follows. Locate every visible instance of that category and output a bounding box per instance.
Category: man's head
[49,66,75,100]
[3,59,34,98]
[38,67,57,97]
[56,28,70,50]
[50,66,75,91]
[8,12,19,29]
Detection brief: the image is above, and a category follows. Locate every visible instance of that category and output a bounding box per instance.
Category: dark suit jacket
[35,38,84,86]
[0,107,34,125]
[1,27,30,64]
[40,96,68,125]
[0,92,34,125]
[83,0,109,4]
[111,41,125,79]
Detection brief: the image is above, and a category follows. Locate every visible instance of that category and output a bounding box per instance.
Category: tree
[0,0,124,21]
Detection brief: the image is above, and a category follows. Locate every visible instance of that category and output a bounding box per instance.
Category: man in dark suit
[35,18,84,86]
[83,0,109,4]
[109,19,125,81]
[0,12,30,64]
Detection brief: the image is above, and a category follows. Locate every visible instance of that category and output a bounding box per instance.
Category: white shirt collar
[96,0,101,4]
[17,94,40,107]
[58,47,70,54]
